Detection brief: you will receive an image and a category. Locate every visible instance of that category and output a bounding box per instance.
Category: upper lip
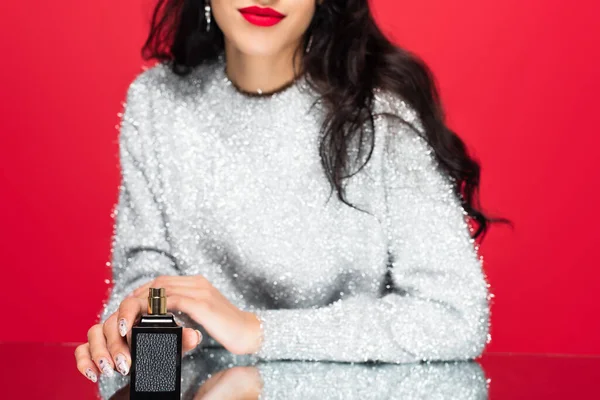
[238,6,285,18]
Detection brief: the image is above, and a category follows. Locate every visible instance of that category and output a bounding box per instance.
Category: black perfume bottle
[130,287,182,399]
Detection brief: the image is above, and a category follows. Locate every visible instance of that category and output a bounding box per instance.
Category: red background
[1,0,598,354]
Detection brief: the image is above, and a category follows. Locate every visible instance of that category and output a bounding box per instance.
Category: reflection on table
[100,347,487,399]
[4,342,600,399]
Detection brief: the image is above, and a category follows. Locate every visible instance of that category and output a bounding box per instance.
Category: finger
[182,327,203,354]
[132,286,204,303]
[116,297,146,338]
[193,369,228,399]
[104,310,132,376]
[87,322,116,377]
[128,280,155,299]
[162,286,211,300]
[165,294,200,317]
[130,275,206,298]
[74,342,99,383]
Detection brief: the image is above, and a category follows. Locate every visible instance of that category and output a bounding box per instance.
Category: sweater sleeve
[251,100,491,363]
[98,76,181,324]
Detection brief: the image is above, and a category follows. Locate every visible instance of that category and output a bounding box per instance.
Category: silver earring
[205,1,211,32]
[305,34,313,54]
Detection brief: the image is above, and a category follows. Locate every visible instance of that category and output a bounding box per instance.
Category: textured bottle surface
[130,289,183,399]
[130,315,182,399]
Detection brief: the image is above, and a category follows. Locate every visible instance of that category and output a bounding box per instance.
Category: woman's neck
[223,41,304,95]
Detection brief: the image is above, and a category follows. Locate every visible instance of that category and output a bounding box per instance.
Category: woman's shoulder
[123,59,221,105]
[372,87,425,136]
[371,88,439,172]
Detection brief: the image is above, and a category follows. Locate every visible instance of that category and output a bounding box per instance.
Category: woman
[75,0,510,383]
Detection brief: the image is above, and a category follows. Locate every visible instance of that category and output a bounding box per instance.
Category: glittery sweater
[98,54,491,363]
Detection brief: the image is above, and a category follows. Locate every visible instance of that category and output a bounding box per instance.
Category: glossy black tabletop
[5,342,599,399]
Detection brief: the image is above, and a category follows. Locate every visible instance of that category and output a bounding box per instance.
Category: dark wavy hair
[140,0,512,242]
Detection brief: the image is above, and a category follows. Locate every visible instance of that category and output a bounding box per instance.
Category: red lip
[238,6,285,18]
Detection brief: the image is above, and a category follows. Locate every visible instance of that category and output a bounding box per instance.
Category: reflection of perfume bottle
[130,288,182,400]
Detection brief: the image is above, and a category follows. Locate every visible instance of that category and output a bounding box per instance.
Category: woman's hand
[128,275,264,357]
[107,366,263,399]
[74,296,203,382]
[193,366,263,400]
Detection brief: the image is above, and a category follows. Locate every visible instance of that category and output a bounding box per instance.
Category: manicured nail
[195,329,203,346]
[85,368,97,382]
[115,353,129,376]
[98,357,115,377]
[118,318,127,337]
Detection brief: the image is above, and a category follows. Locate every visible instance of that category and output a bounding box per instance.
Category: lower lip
[240,12,284,27]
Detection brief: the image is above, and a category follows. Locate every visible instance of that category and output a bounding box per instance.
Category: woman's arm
[99,75,181,324]
[251,98,491,363]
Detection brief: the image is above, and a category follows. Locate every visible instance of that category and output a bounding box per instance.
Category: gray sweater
[99,53,491,363]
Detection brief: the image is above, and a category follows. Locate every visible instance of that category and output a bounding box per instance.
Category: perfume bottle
[130,287,182,399]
